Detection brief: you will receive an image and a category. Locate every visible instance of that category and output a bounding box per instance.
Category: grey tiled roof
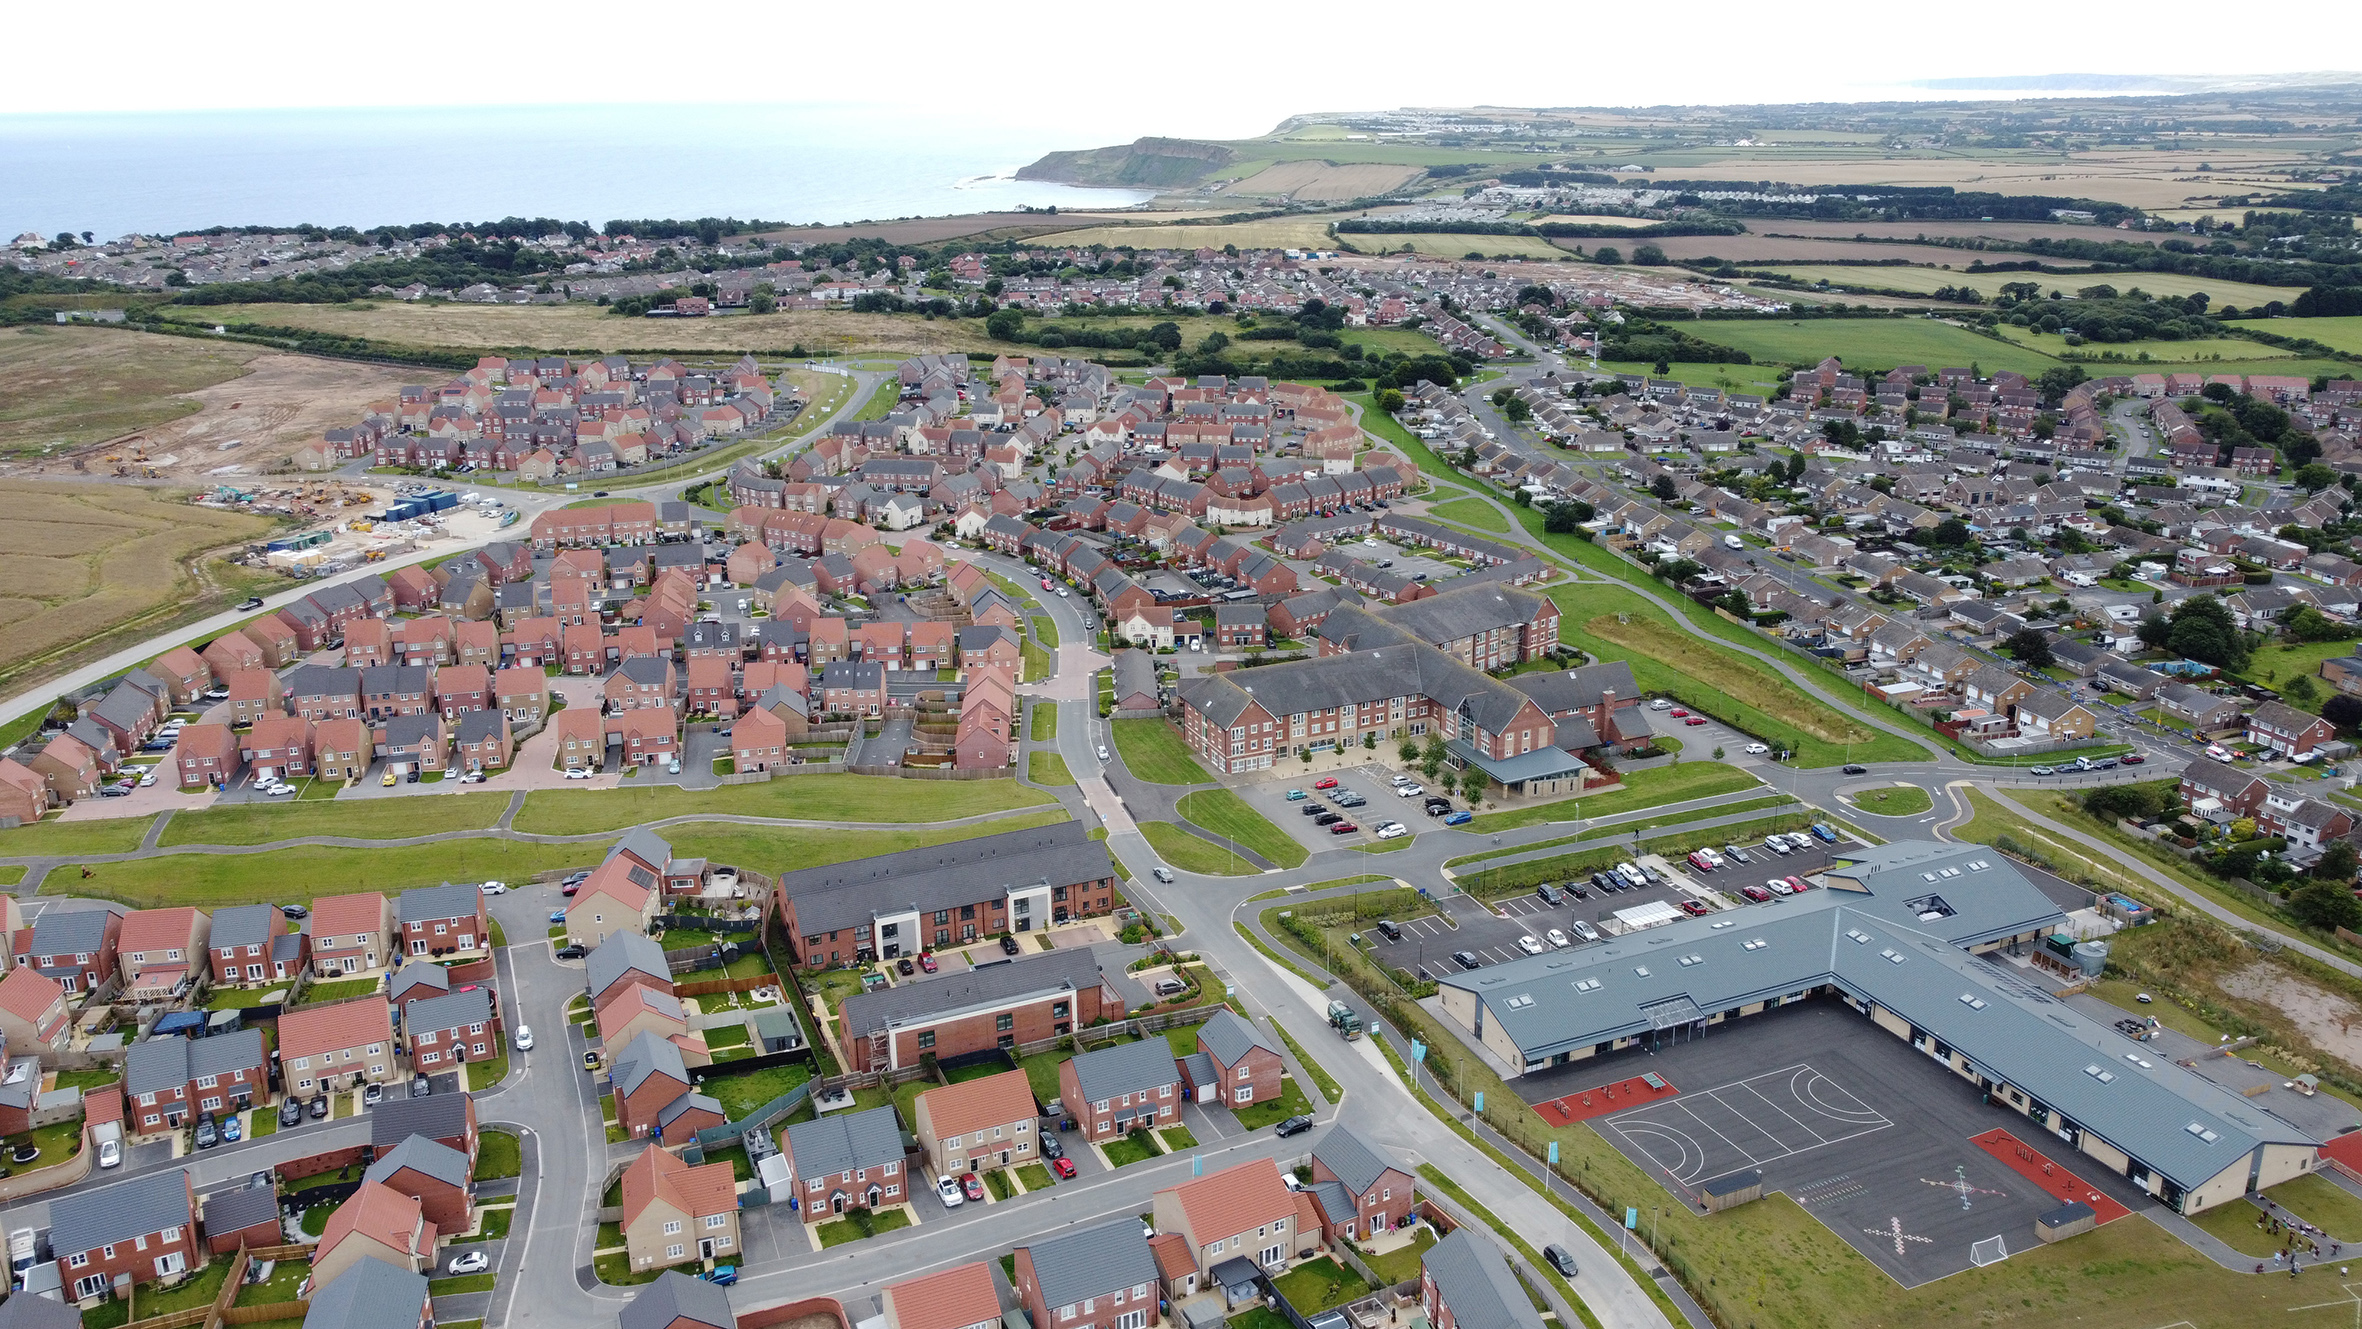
[1195,1010,1278,1070]
[123,1028,264,1099]
[301,1255,432,1329]
[365,1134,472,1190]
[0,1284,82,1329]
[369,1093,472,1149]
[782,1104,903,1177]
[200,1185,280,1239]
[402,987,492,1035]
[1019,1216,1160,1310]
[1065,1038,1180,1107]
[619,1272,736,1329]
[397,881,480,925]
[1420,1228,1545,1329]
[210,903,282,952]
[613,1029,690,1098]
[27,907,118,959]
[586,931,671,998]
[838,949,1117,1040]
[48,1169,191,1256]
[1312,1124,1396,1196]
[779,821,1116,937]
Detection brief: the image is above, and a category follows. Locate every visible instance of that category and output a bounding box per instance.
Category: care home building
[1433,841,2318,1216]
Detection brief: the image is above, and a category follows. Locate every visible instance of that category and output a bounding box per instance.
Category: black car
[1274,1114,1315,1138]
[410,1076,432,1098]
[555,944,587,960]
[1314,811,1342,826]
[1452,950,1481,970]
[1566,883,1590,900]
[307,1094,329,1120]
[279,1099,302,1127]
[1842,764,1868,775]
[1376,919,1404,941]
[897,958,915,976]
[1591,873,1615,893]
[1000,934,1022,956]
[1301,803,1325,817]
[1039,1134,1063,1160]
[1543,1245,1578,1279]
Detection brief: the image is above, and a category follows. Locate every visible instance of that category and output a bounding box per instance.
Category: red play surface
[1971,1128,2131,1223]
[1534,1074,1679,1125]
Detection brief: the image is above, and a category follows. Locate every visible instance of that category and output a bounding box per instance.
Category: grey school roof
[620,1272,738,1329]
[1019,1217,1161,1310]
[1439,841,2314,1193]
[364,1134,472,1190]
[839,949,1117,1040]
[586,930,672,997]
[1420,1228,1545,1329]
[397,881,479,925]
[778,821,1117,936]
[783,1103,903,1177]
[1065,1037,1182,1106]
[48,1169,190,1254]
[302,1256,432,1329]
[1196,1010,1279,1069]
[1311,1124,1396,1196]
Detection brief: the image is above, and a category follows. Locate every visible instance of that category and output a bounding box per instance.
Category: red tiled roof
[318,1181,434,1262]
[1163,1159,1293,1243]
[914,1068,1037,1141]
[0,966,62,1024]
[621,1143,736,1226]
[115,907,197,958]
[1149,1231,1195,1282]
[312,892,387,944]
[278,997,393,1061]
[885,1262,1001,1329]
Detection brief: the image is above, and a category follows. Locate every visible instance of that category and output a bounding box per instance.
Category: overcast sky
[6,0,2354,134]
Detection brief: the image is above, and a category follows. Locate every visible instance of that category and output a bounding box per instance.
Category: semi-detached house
[124,1027,268,1135]
[280,998,397,1100]
[780,1104,906,1224]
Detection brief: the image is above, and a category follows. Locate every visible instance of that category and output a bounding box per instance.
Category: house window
[704,1214,726,1229]
[667,1244,685,1260]
[664,1221,682,1235]
[918,1031,936,1050]
[996,1012,1014,1032]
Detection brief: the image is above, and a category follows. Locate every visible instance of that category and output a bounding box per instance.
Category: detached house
[404,987,500,1072]
[1421,1228,1545,1329]
[1151,1159,1312,1280]
[313,1182,437,1288]
[362,1134,475,1235]
[397,882,488,960]
[49,1169,201,1298]
[311,893,396,976]
[208,903,307,988]
[1193,1010,1285,1108]
[1013,1219,1162,1329]
[0,967,72,1064]
[1305,1126,1416,1243]
[115,906,209,1002]
[620,1143,740,1271]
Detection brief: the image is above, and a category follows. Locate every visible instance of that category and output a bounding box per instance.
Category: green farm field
[1681,318,2061,375]
[1754,263,2310,309]
[2258,316,2362,354]
[1349,233,1572,260]
[1990,329,2294,361]
[1026,219,1348,251]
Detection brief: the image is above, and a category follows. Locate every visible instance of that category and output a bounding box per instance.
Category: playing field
[1753,264,2310,310]
[1992,329,2295,361]
[1679,319,2061,376]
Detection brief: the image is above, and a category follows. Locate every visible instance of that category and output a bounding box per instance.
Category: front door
[699,1238,715,1259]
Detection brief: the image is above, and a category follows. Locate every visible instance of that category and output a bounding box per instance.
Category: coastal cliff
[1015,137,1234,188]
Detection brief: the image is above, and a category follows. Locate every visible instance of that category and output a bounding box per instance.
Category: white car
[1388,774,1414,787]
[514,1025,533,1050]
[446,1251,489,1276]
[1516,934,1547,956]
[263,783,295,797]
[1395,783,1424,798]
[138,769,157,787]
[936,1175,966,1208]
[1649,698,1674,711]
[1767,878,1793,896]
[1375,822,1409,839]
[1056,587,1070,598]
[565,767,592,780]
[1097,746,1110,761]
[481,881,507,895]
[1765,836,1792,855]
[1546,928,1571,948]
[1743,742,1769,755]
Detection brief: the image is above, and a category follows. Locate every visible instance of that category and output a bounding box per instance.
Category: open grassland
[1140,822,1260,876]
[1681,318,2062,375]
[0,482,277,690]
[1754,263,2310,309]
[1,815,154,857]
[1224,162,1422,200]
[158,301,997,359]
[2262,317,2362,354]
[1992,328,2298,361]
[1111,718,1213,785]
[0,325,264,457]
[1024,219,1350,251]
[1353,234,1573,260]
[1466,761,1760,833]
[1590,361,1790,398]
[1175,788,1306,869]
[512,774,1055,835]
[1425,498,1509,532]
[157,791,512,847]
[38,810,1067,909]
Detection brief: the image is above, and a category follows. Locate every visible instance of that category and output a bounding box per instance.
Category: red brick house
[51,1170,202,1299]
[173,723,241,789]
[434,664,493,715]
[1194,1010,1285,1107]
[1421,1229,1541,1329]
[1013,1220,1162,1329]
[404,987,501,1071]
[241,714,314,780]
[311,892,395,977]
[397,882,488,959]
[2248,700,2338,759]
[1306,1126,1415,1242]
[116,907,210,1001]
[0,965,71,1063]
[226,668,287,725]
[731,707,787,772]
[1058,1038,1182,1142]
[362,1135,475,1235]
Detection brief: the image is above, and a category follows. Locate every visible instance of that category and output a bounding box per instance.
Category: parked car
[1452,950,1482,970]
[220,1115,242,1143]
[936,1176,965,1208]
[1766,878,1793,896]
[194,1116,218,1149]
[1285,789,1308,800]
[363,1083,384,1107]
[1377,920,1404,941]
[1741,885,1772,902]
[1517,934,1546,955]
[1535,883,1563,906]
[1314,777,1339,790]
[1396,783,1424,798]
[2121,754,2146,765]
[1375,822,1409,839]
[1684,716,1707,727]
[1724,844,1751,865]
[1546,929,1570,948]
[919,954,938,974]
[897,958,915,976]
[1744,743,1769,755]
[999,934,1022,956]
[1329,822,1358,835]
[307,1095,329,1120]
[698,1267,737,1287]
[1443,811,1473,826]
[515,1026,533,1051]
[1274,1115,1315,1138]
[1314,811,1342,825]
[555,944,587,960]
[961,1173,986,1203]
[447,1251,489,1276]
[1051,1157,1077,1180]
[279,1099,302,1128]
[480,881,506,895]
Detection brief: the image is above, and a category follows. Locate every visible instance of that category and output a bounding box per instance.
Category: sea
[0,102,1154,240]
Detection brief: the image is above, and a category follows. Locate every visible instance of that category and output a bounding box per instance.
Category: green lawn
[233,1257,312,1307]
[1427,498,1510,533]
[1176,788,1307,868]
[1358,1225,1437,1285]
[466,1050,510,1091]
[2236,636,2362,700]
[2263,1172,2362,1242]
[301,977,381,1003]
[158,792,510,847]
[1028,751,1076,786]
[591,1252,666,1286]
[474,1128,522,1180]
[1111,719,1213,785]
[1159,1124,1198,1150]
[131,1259,235,1316]
[2263,316,2362,355]
[983,1169,1015,1201]
[513,775,1056,834]
[1272,1022,1344,1103]
[1232,1078,1314,1131]
[1850,785,1934,817]
[0,865,22,886]
[1016,1162,1054,1192]
[428,1275,496,1297]
[1022,637,1052,682]
[1101,1130,1164,1167]
[704,1023,751,1049]
[1,814,153,859]
[1468,760,1760,833]
[1675,316,2061,375]
[816,1205,912,1247]
[1034,616,1061,649]
[1141,822,1263,876]
[699,1062,813,1119]
[1030,702,1059,743]
[51,1068,120,1094]
[1271,1256,1375,1316]
[4,1117,81,1169]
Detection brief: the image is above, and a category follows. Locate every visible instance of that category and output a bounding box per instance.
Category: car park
[1302,803,1326,817]
[1286,789,1308,800]
[1741,885,1773,902]
[1811,823,1838,843]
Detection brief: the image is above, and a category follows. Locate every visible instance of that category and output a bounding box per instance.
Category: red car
[1051,1157,1077,1179]
[1670,708,1688,717]
[1678,900,1709,917]
[2121,754,2146,765]
[1784,875,1809,893]
[1685,716,1708,726]
[961,1174,986,1203]
[918,953,938,974]
[1741,885,1772,902]
[1314,777,1340,790]
[1330,822,1359,835]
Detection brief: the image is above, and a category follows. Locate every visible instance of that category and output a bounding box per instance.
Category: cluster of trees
[2193,381,2317,467]
[1598,314,1752,366]
[1989,287,2223,343]
[2134,595,2250,672]
[2292,285,2362,318]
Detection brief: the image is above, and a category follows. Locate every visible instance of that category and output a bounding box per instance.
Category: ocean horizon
[0,102,1153,240]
